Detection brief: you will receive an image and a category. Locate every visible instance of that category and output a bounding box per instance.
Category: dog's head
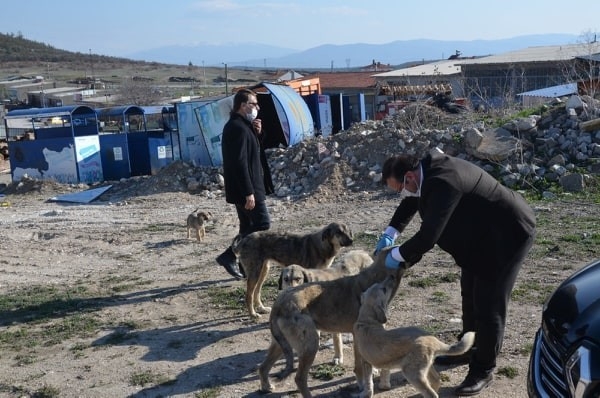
[198,211,211,221]
[278,264,308,290]
[321,222,353,248]
[360,275,397,324]
[336,249,373,274]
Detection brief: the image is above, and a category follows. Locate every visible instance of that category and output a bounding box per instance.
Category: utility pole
[202,60,206,87]
[89,49,94,86]
[223,63,228,95]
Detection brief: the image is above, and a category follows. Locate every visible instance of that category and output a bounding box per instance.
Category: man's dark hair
[232,88,256,113]
[381,155,420,185]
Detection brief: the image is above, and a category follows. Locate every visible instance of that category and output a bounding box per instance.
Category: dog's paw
[257,306,271,314]
[377,368,391,390]
[332,357,343,365]
[258,383,274,394]
[377,380,391,390]
[351,389,373,398]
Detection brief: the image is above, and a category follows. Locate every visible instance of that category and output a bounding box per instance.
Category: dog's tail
[436,331,475,357]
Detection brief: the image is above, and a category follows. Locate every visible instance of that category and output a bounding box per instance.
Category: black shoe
[435,349,474,366]
[455,372,493,396]
[216,248,244,280]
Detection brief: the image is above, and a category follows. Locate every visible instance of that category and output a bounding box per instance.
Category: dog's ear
[277,272,283,290]
[374,303,387,324]
[302,270,310,284]
[322,225,332,241]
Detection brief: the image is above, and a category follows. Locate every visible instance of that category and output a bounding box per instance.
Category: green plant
[129,370,171,387]
[195,387,222,398]
[520,342,534,356]
[497,366,519,379]
[430,291,449,303]
[206,286,245,310]
[352,231,378,248]
[14,353,37,366]
[408,272,459,288]
[309,363,345,380]
[31,384,60,398]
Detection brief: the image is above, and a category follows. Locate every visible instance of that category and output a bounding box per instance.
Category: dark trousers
[234,200,271,238]
[460,231,535,373]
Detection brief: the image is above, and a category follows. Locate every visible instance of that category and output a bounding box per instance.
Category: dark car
[528,258,600,397]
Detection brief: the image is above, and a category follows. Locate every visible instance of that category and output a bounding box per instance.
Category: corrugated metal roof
[517,83,577,97]
[577,52,600,62]
[373,60,461,78]
[458,42,600,65]
[310,72,378,89]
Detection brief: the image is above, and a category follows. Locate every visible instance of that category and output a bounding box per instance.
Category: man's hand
[245,194,256,210]
[374,233,394,255]
[252,118,262,135]
[384,251,404,270]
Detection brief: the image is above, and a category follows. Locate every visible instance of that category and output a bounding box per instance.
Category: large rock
[468,127,520,162]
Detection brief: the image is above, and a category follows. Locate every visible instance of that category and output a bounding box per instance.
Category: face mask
[246,107,258,122]
[399,174,420,200]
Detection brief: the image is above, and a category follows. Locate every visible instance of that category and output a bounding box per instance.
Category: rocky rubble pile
[260,95,600,199]
[166,95,600,201]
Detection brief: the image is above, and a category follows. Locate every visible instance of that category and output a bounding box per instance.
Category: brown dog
[278,249,373,365]
[354,276,475,398]
[232,222,353,318]
[186,209,211,242]
[258,247,406,398]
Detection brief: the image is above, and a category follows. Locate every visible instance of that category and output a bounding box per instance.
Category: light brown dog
[232,222,353,318]
[186,209,211,242]
[258,247,406,398]
[354,276,475,398]
[277,249,373,365]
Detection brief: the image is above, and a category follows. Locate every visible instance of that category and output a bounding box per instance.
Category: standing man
[216,88,274,279]
[375,153,536,396]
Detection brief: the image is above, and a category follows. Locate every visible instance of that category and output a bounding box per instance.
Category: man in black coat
[216,88,274,279]
[375,153,536,396]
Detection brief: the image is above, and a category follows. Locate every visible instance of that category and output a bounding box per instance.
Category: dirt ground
[0,167,598,398]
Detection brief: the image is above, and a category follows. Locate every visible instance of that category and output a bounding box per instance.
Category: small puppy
[186,209,211,242]
[278,249,373,365]
[354,276,475,398]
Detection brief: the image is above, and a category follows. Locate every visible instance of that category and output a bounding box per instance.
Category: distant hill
[124,34,581,69]
[0,31,583,71]
[0,32,140,65]
[126,42,298,68]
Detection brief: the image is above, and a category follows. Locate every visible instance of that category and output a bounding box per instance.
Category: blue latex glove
[385,251,403,269]
[374,233,394,255]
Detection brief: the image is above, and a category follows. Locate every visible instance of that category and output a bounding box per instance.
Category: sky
[3,0,600,58]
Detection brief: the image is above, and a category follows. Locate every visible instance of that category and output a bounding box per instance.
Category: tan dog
[278,249,373,289]
[278,249,373,365]
[232,222,353,318]
[186,209,211,242]
[258,247,406,398]
[354,276,475,398]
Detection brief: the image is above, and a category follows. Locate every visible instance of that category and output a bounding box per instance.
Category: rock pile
[171,95,600,201]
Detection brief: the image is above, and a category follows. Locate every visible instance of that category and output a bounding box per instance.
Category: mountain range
[125,34,581,69]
